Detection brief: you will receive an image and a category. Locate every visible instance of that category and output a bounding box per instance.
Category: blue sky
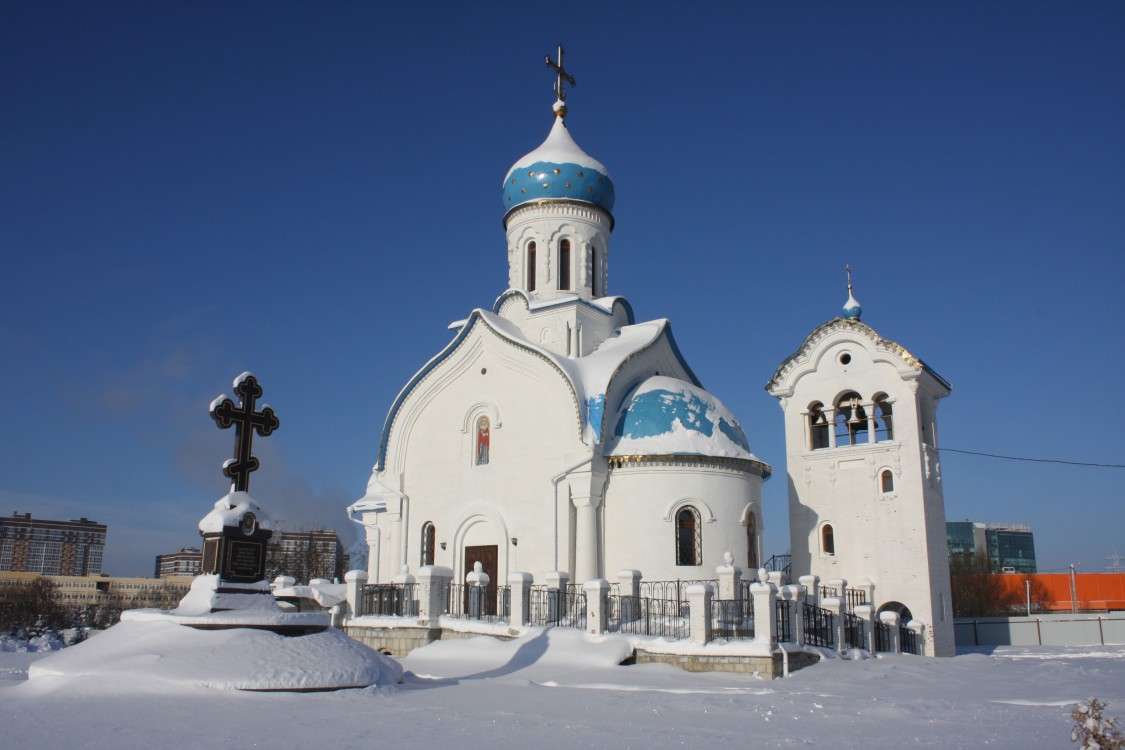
[2,1,1122,577]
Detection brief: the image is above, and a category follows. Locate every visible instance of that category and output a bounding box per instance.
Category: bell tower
[766,273,955,656]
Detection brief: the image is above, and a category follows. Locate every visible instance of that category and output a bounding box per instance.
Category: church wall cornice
[607,453,771,478]
[503,199,613,232]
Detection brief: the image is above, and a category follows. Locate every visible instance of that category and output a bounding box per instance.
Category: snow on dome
[606,376,760,461]
[503,115,615,216]
[198,491,272,534]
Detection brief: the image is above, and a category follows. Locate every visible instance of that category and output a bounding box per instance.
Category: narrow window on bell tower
[558,239,571,291]
[526,242,537,292]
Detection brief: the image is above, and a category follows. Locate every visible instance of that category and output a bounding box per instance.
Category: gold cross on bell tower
[545,43,576,105]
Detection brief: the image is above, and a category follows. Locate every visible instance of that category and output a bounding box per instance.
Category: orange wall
[997,573,1125,611]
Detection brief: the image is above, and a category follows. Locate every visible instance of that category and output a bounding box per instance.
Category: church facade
[349,88,769,591]
[349,57,955,657]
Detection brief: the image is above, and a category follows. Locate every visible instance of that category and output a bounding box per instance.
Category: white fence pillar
[343,569,367,618]
[584,579,610,635]
[416,565,453,627]
[687,583,714,646]
[717,553,742,601]
[751,580,778,648]
[779,584,804,646]
[854,604,875,652]
[800,575,820,606]
[508,572,533,627]
[821,597,846,654]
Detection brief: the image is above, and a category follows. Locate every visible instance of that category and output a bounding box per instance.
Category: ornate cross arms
[210,372,279,492]
[545,43,576,103]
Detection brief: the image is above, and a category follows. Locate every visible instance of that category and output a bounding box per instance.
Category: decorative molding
[607,453,771,478]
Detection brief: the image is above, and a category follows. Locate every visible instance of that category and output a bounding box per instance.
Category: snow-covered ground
[3,627,1123,749]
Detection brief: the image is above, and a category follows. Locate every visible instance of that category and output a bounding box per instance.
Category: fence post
[686,582,714,645]
[751,580,778,648]
[821,597,845,654]
[546,570,570,620]
[584,579,610,635]
[343,569,368,618]
[508,572,532,627]
[855,578,875,609]
[879,610,901,653]
[800,575,820,606]
[853,604,874,652]
[780,584,804,646]
[416,565,453,627]
[717,552,742,601]
[828,578,848,611]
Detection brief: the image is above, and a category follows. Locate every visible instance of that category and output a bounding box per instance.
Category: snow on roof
[605,376,762,462]
[504,116,612,182]
[198,491,272,534]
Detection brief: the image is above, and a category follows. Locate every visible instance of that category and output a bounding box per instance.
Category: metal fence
[527,586,586,628]
[776,599,792,643]
[606,596,689,639]
[763,553,791,580]
[711,598,754,641]
[873,620,893,652]
[446,584,509,622]
[844,612,865,650]
[803,601,835,648]
[846,589,867,609]
[638,579,716,615]
[900,625,919,655]
[360,583,418,617]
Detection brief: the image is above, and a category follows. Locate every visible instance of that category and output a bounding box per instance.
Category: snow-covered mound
[0,634,65,653]
[28,619,401,691]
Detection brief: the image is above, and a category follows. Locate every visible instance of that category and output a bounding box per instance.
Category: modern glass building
[946,520,1036,573]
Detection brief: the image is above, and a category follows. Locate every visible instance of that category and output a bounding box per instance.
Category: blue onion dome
[503,103,615,219]
[606,376,760,461]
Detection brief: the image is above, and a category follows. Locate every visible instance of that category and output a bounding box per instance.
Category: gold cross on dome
[545,43,576,102]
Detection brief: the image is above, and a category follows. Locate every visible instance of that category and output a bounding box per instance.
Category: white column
[574,498,600,583]
[827,409,838,449]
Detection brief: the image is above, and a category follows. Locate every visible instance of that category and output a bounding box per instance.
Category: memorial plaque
[201,536,221,575]
[224,538,266,582]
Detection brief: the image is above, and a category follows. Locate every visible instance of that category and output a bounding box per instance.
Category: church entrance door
[464,545,499,615]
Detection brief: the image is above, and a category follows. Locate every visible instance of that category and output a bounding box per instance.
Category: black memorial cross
[210,374,279,492]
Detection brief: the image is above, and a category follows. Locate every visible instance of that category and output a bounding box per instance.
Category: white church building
[349,59,955,657]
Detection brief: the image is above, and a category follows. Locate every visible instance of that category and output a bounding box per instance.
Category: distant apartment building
[268,529,347,582]
[0,571,193,609]
[947,520,1037,574]
[154,547,202,578]
[0,512,106,576]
